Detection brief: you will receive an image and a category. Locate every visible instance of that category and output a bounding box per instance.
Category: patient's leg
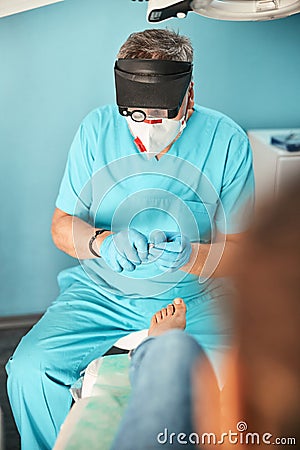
[111,298,207,450]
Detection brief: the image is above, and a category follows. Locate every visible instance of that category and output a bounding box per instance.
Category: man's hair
[117,29,193,62]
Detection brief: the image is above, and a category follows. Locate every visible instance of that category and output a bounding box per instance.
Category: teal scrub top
[55,104,254,301]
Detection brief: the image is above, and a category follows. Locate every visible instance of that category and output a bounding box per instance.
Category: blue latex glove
[148,230,192,271]
[100,229,148,272]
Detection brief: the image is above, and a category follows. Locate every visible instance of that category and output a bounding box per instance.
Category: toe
[161,308,168,319]
[167,304,175,316]
[150,315,157,328]
[173,298,186,314]
[155,311,163,323]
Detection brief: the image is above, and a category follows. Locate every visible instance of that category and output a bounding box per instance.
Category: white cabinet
[0,0,63,18]
[248,129,300,213]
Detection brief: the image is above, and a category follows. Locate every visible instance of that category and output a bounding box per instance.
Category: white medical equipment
[147,0,300,22]
[248,128,300,213]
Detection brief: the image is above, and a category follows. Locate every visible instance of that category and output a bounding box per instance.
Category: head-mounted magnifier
[114,59,193,121]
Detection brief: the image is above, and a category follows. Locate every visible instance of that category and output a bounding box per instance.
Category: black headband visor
[114,59,193,119]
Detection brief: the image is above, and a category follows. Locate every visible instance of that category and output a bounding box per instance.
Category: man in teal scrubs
[6,29,254,450]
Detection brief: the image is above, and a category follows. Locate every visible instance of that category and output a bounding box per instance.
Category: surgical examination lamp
[143,0,300,21]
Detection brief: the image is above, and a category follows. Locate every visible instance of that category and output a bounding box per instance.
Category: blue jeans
[111,330,206,450]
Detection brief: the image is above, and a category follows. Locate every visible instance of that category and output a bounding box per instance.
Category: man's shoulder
[81,104,119,128]
[193,104,247,141]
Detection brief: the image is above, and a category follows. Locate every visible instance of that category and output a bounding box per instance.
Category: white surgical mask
[126,116,186,159]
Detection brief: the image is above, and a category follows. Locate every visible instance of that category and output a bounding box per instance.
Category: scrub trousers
[6,268,232,450]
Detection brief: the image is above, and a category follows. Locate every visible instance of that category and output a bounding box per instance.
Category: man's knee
[6,332,44,382]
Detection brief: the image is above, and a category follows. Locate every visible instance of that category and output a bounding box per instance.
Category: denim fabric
[111,330,207,450]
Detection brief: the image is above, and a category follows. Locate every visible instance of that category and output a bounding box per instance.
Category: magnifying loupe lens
[131,110,146,122]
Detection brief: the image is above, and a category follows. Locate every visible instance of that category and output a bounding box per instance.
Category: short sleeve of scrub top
[214,129,255,235]
[55,122,94,222]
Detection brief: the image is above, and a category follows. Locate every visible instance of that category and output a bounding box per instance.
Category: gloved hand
[148,230,192,271]
[100,229,148,272]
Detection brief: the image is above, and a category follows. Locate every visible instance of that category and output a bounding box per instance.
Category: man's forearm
[180,240,240,278]
[51,213,111,259]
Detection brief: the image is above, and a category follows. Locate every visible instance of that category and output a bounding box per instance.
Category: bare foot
[148,298,186,337]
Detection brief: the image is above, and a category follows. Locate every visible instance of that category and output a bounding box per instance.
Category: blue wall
[0,0,299,316]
